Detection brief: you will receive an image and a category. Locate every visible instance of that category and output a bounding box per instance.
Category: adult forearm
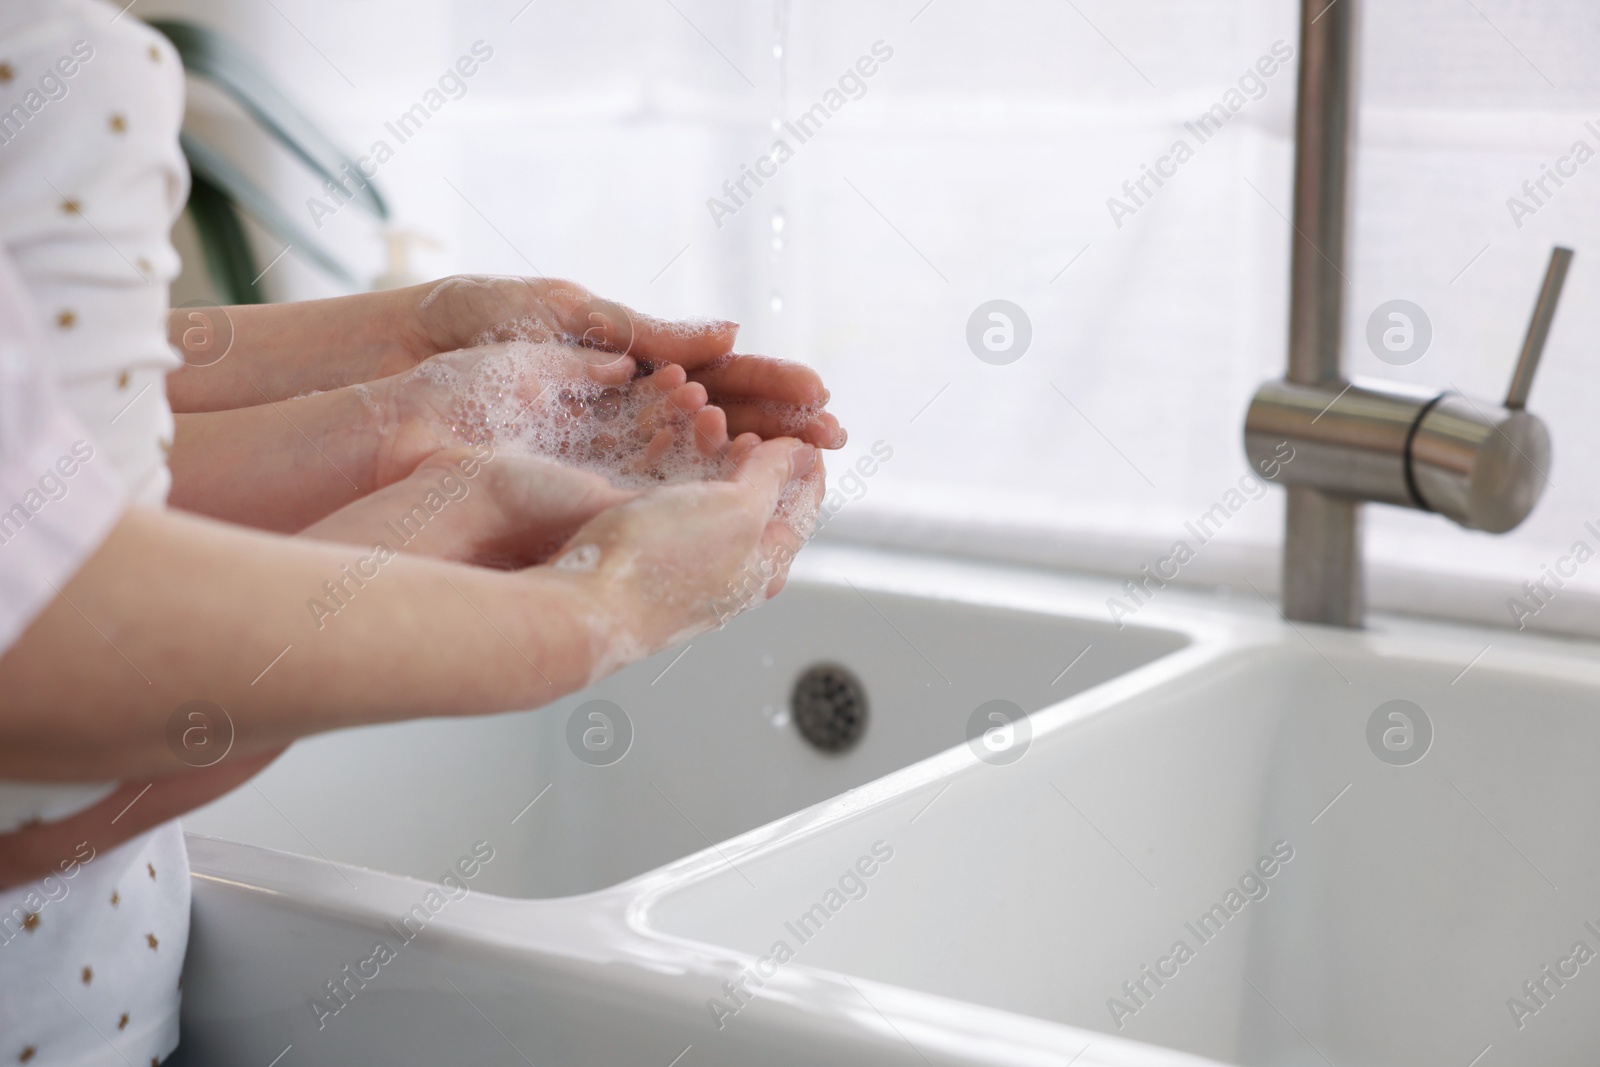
[167,387,386,531]
[0,506,599,781]
[165,288,426,413]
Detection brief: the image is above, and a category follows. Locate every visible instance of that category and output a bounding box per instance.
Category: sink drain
[790,664,868,753]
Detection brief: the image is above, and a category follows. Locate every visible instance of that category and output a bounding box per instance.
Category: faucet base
[1283,487,1363,627]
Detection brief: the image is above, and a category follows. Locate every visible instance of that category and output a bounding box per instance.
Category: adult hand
[549,434,823,682]
[1,434,823,886]
[0,448,631,888]
[404,276,846,448]
[168,277,844,445]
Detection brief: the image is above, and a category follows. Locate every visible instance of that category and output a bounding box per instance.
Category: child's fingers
[692,406,728,456]
[665,380,707,413]
[644,426,675,466]
[580,353,637,385]
[644,363,689,394]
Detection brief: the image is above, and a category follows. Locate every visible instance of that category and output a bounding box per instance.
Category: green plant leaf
[148,18,388,221]
[185,169,263,305]
[182,131,359,289]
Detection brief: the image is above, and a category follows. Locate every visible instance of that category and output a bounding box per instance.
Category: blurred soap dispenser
[372,228,442,290]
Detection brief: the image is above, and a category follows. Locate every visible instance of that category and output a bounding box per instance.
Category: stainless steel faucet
[1241,0,1571,628]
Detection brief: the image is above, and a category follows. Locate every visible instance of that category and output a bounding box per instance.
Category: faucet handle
[1246,245,1573,535]
[1402,247,1571,533]
[1505,246,1573,411]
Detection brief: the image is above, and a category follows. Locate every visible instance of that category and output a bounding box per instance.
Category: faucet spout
[1280,0,1363,627]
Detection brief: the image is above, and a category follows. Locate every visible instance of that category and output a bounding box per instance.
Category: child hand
[303,446,637,569]
[370,341,731,494]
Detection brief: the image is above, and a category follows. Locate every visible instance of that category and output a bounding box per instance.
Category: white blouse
[0,0,185,507]
[0,2,191,1064]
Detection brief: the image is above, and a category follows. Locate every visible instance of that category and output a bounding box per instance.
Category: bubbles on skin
[351,382,384,420]
[576,481,819,685]
[552,543,601,572]
[759,398,824,438]
[409,339,731,491]
[408,321,821,620]
[775,466,822,541]
[468,314,559,350]
[409,331,825,524]
[630,311,732,341]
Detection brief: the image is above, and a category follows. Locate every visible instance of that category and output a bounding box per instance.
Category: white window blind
[155,0,1600,636]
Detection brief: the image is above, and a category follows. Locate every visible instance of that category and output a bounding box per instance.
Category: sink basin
[173,544,1599,1067]
[184,544,1189,897]
[646,621,1600,1066]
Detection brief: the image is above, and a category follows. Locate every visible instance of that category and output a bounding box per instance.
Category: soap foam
[408,339,730,492]
[630,310,732,340]
[759,398,825,438]
[408,331,825,541]
[552,543,601,572]
[774,467,822,542]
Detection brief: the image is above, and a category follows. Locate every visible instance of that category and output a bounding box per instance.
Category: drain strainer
[790,663,868,753]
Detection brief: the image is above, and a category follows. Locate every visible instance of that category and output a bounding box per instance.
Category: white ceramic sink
[646,621,1600,1066]
[170,544,1600,1067]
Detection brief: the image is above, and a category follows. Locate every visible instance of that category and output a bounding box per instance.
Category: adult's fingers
[415,277,734,379]
[543,284,738,369]
[630,312,740,367]
[761,456,825,599]
[689,354,826,406]
[722,401,847,448]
